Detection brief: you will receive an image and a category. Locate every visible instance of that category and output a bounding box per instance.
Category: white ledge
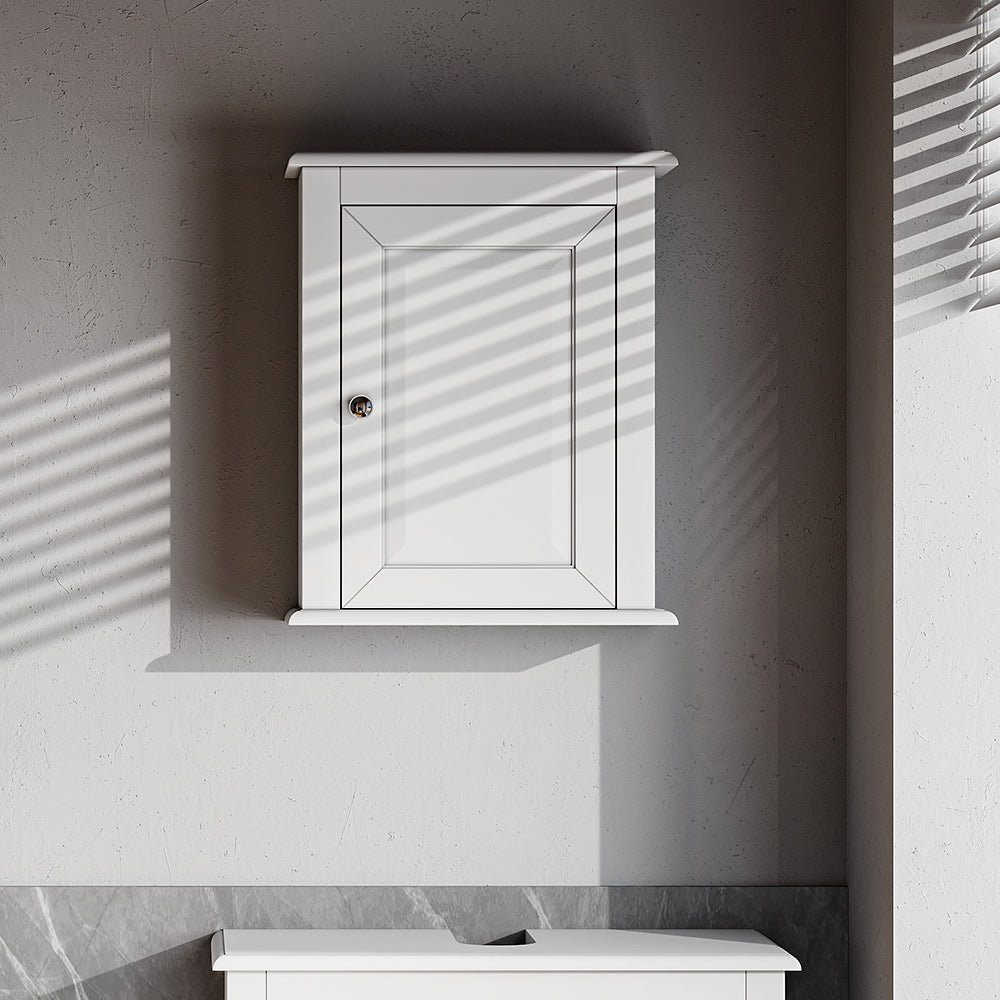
[285,151,678,179]
[286,609,678,626]
[211,929,799,973]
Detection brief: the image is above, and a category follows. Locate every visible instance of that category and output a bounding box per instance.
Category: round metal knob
[349,394,373,418]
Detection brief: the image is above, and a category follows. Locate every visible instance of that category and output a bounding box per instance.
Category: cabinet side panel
[299,168,342,609]
[615,167,657,608]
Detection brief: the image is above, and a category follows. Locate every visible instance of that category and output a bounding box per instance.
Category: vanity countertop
[210,928,800,973]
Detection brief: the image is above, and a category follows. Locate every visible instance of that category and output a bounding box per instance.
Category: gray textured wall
[0,0,847,884]
[847,0,893,995]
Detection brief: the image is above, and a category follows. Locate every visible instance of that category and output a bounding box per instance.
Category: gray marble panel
[0,886,845,1000]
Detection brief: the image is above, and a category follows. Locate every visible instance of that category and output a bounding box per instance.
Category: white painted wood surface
[615,167,658,610]
[265,971,745,1000]
[213,930,797,1000]
[286,152,679,179]
[341,166,617,205]
[298,168,342,611]
[211,929,800,972]
[340,201,617,609]
[285,608,679,625]
[746,971,786,999]
[289,155,678,622]
[224,971,265,1000]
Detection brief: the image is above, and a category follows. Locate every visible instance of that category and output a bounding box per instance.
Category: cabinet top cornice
[285,151,678,179]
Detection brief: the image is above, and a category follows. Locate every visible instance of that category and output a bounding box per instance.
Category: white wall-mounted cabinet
[284,153,678,626]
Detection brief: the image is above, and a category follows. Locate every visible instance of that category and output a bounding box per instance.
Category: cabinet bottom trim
[285,609,679,626]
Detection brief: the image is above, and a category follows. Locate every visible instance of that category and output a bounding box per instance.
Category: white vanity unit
[284,152,679,626]
[211,928,800,1000]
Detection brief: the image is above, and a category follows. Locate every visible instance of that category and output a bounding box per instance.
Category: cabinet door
[340,201,617,609]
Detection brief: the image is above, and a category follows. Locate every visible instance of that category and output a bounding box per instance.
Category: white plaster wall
[894,0,1000,993]
[0,0,847,884]
[895,317,1000,993]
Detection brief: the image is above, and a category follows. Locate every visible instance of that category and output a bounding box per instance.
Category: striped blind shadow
[0,334,171,657]
[894,2,1000,337]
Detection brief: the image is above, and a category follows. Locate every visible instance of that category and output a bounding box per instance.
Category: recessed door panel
[341,203,616,609]
[382,247,573,567]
